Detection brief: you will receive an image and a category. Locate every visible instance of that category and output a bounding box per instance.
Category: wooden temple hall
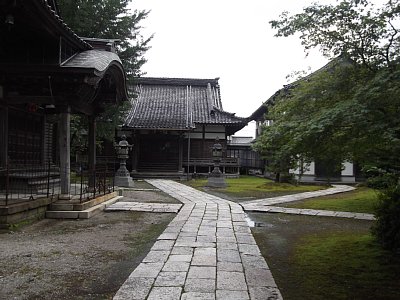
[0,0,128,227]
[122,77,248,178]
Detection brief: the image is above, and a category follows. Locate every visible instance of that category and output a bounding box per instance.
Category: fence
[0,156,117,206]
[183,157,240,174]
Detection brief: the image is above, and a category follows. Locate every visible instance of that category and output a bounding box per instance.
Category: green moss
[285,187,378,214]
[185,175,325,198]
[8,216,42,232]
[291,232,400,299]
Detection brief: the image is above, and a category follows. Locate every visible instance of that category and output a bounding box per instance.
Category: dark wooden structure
[123,77,247,178]
[226,136,264,174]
[0,0,128,227]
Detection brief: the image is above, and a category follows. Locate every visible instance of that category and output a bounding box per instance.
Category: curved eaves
[62,50,128,103]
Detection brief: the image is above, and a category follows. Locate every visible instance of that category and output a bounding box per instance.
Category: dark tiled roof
[124,77,247,132]
[62,50,122,74]
[229,136,254,145]
[37,0,92,50]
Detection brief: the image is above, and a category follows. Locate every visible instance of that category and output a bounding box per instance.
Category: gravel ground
[0,188,177,300]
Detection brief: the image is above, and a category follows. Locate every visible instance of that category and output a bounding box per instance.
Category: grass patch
[186,175,325,199]
[292,232,400,299]
[285,187,378,214]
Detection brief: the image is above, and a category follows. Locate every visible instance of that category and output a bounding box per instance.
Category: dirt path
[0,190,176,300]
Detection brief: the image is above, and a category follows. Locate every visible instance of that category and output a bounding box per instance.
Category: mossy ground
[291,233,400,299]
[284,187,378,214]
[250,213,400,300]
[185,175,325,200]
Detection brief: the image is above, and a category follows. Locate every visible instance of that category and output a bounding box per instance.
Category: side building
[249,60,359,184]
[0,0,128,228]
[121,77,247,178]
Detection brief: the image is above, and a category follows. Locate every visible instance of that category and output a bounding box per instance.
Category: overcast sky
[129,0,335,137]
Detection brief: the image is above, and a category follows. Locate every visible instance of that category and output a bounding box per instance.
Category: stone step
[49,191,119,211]
[46,195,123,219]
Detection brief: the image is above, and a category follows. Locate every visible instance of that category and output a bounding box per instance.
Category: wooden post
[59,106,71,199]
[0,106,8,168]
[178,135,183,173]
[131,132,138,173]
[88,115,96,190]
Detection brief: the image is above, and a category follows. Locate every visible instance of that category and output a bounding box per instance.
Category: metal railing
[0,158,116,206]
[71,161,116,203]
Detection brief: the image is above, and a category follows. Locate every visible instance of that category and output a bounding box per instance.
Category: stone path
[243,205,375,220]
[240,184,355,207]
[240,184,375,220]
[106,201,182,213]
[114,179,282,300]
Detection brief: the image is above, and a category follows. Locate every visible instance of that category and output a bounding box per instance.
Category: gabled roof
[0,0,128,108]
[124,77,247,135]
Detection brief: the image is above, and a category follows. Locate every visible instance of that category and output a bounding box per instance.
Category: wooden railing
[183,157,239,166]
[183,157,240,174]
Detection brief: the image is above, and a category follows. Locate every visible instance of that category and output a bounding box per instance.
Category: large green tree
[254,0,400,250]
[255,0,400,172]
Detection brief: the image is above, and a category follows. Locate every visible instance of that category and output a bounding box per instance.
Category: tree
[57,0,152,153]
[270,0,400,69]
[256,0,400,250]
[261,0,400,173]
[58,0,152,77]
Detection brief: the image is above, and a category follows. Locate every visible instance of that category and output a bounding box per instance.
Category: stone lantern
[114,135,134,187]
[207,137,227,187]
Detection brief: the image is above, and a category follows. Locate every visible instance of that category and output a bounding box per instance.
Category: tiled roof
[37,0,92,50]
[62,50,122,74]
[249,56,354,121]
[229,136,254,145]
[124,77,247,132]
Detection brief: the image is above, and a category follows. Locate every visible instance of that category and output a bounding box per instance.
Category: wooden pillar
[41,115,46,167]
[131,132,138,173]
[87,116,96,190]
[202,125,205,156]
[88,116,96,173]
[0,106,8,168]
[59,106,71,198]
[178,135,183,173]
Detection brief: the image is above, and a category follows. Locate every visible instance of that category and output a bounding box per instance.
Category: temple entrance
[315,159,341,181]
[138,135,179,172]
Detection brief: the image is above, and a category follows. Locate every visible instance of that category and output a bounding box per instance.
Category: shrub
[372,185,400,253]
[364,166,398,190]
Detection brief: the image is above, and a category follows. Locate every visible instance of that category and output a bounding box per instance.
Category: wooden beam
[2,96,61,104]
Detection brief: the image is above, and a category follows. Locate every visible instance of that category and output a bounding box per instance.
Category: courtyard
[1,177,398,299]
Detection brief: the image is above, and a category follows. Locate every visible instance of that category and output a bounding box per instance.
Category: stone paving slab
[244,205,375,220]
[105,201,182,213]
[113,179,282,300]
[240,184,355,207]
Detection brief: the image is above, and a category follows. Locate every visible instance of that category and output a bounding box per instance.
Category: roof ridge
[134,77,220,87]
[212,106,247,120]
[39,0,92,50]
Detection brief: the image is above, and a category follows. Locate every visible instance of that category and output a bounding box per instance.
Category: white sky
[129,0,336,137]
